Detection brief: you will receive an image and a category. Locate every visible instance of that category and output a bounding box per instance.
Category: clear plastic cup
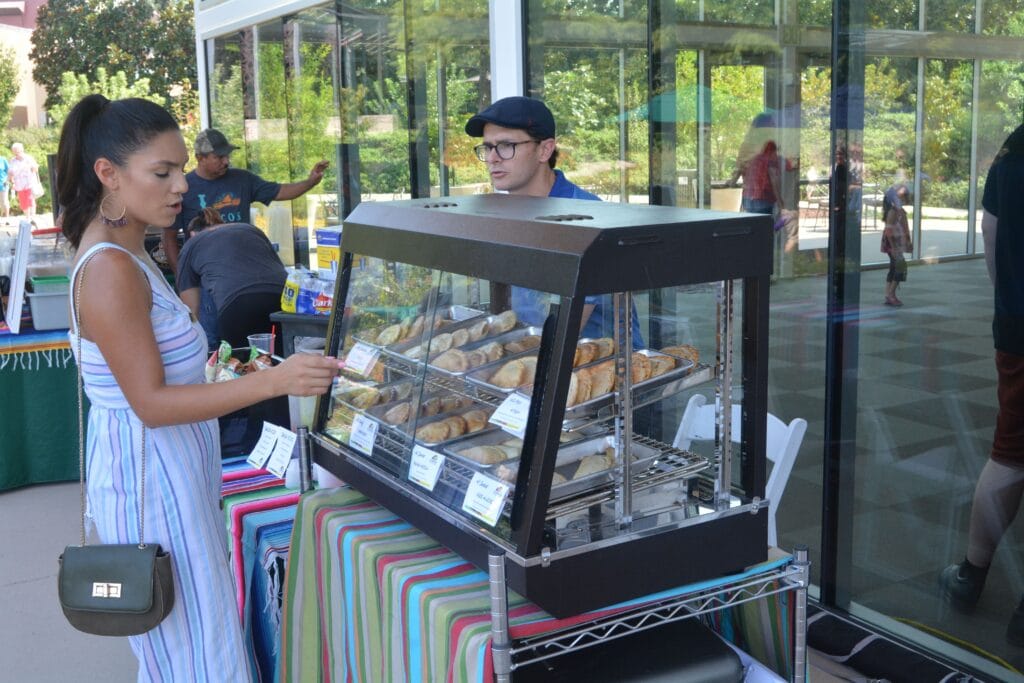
[247,333,274,354]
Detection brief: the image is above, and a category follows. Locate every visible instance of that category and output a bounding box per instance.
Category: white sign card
[348,413,379,455]
[462,472,511,527]
[247,422,280,470]
[4,221,32,334]
[344,342,380,377]
[263,426,298,479]
[408,445,445,491]
[489,392,531,439]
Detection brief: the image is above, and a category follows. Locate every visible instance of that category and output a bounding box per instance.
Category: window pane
[926,0,975,32]
[866,0,917,30]
[920,59,973,259]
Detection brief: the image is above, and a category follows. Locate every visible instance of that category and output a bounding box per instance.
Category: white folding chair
[673,394,807,547]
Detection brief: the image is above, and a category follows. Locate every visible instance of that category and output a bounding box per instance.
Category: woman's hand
[271,353,342,397]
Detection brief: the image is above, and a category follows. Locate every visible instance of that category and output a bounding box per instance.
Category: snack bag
[296,275,320,315]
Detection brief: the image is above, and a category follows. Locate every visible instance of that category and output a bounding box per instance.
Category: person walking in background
[0,153,10,222]
[9,142,39,220]
[56,94,341,679]
[730,113,786,219]
[939,124,1024,646]
[881,183,912,306]
[176,207,287,354]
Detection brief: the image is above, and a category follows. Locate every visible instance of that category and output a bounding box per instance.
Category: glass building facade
[195,1,1024,679]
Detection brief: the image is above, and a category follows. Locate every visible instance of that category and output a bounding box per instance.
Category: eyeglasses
[474,140,539,162]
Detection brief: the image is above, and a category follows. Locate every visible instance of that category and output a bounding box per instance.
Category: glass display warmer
[310,195,773,618]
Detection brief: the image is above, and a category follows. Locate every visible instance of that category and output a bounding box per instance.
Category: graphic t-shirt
[175,168,280,235]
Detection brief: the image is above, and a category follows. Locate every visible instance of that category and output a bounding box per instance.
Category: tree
[0,46,18,128]
[48,68,162,128]
[30,0,196,111]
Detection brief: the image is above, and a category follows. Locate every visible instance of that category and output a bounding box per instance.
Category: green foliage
[0,46,19,128]
[30,0,196,112]
[48,68,163,128]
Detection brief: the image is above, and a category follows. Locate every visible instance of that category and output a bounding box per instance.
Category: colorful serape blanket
[221,457,298,683]
[280,486,794,683]
[0,327,68,353]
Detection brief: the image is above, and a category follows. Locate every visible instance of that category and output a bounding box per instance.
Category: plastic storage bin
[27,290,71,330]
[29,275,70,293]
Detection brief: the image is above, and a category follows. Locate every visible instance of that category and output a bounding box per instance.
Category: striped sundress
[69,242,251,682]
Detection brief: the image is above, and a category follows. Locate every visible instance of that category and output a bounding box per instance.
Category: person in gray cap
[465,96,598,200]
[161,128,329,274]
[161,128,328,349]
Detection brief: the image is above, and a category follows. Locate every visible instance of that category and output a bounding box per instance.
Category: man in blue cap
[465,96,598,200]
[466,96,643,348]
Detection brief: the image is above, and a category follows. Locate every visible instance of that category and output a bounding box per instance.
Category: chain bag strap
[57,246,175,636]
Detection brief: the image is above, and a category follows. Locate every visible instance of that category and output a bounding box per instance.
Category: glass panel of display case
[322,256,561,541]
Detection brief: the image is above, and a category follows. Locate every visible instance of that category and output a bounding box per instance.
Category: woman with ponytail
[59,95,341,681]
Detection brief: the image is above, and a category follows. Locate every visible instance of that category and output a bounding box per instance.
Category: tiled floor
[771,257,1024,680]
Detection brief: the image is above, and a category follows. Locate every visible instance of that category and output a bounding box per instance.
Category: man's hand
[308,160,329,186]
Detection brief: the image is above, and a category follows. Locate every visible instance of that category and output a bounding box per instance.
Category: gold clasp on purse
[91,582,122,598]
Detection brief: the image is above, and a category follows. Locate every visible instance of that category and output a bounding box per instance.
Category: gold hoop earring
[99,193,128,227]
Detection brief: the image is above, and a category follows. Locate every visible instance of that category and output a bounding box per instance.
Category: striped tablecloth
[281,486,795,683]
[221,458,299,683]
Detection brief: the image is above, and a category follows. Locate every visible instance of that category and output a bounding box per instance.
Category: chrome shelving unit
[489,546,810,682]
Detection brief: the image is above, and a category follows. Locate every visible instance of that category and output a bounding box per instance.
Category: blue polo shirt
[511,169,645,349]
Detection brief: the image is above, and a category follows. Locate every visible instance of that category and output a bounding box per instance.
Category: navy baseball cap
[465,97,556,139]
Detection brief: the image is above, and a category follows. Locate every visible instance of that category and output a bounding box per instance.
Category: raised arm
[275,160,329,201]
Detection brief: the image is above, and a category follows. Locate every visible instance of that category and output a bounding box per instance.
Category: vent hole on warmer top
[535,213,594,222]
[422,202,459,209]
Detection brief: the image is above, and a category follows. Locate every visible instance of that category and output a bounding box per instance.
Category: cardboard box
[315,227,342,274]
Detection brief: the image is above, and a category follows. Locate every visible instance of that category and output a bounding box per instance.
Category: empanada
[566,371,579,408]
[630,352,652,384]
[490,359,525,388]
[648,354,676,378]
[350,387,381,410]
[479,341,503,362]
[440,395,468,412]
[376,324,402,346]
[660,344,699,364]
[519,356,538,384]
[589,360,616,397]
[451,328,470,347]
[488,310,517,335]
[407,315,425,340]
[428,332,453,353]
[432,348,468,372]
[505,335,541,354]
[573,452,614,479]
[441,415,467,438]
[466,349,489,368]
[460,445,510,465]
[462,409,489,433]
[592,338,615,359]
[416,421,449,444]
[467,319,489,342]
[420,396,442,417]
[574,341,597,367]
[575,368,593,404]
[383,401,411,425]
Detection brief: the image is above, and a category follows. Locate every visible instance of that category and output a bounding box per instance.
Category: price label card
[246,422,279,470]
[489,392,531,439]
[264,425,298,479]
[408,445,445,491]
[345,342,380,377]
[348,414,379,456]
[461,472,511,527]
